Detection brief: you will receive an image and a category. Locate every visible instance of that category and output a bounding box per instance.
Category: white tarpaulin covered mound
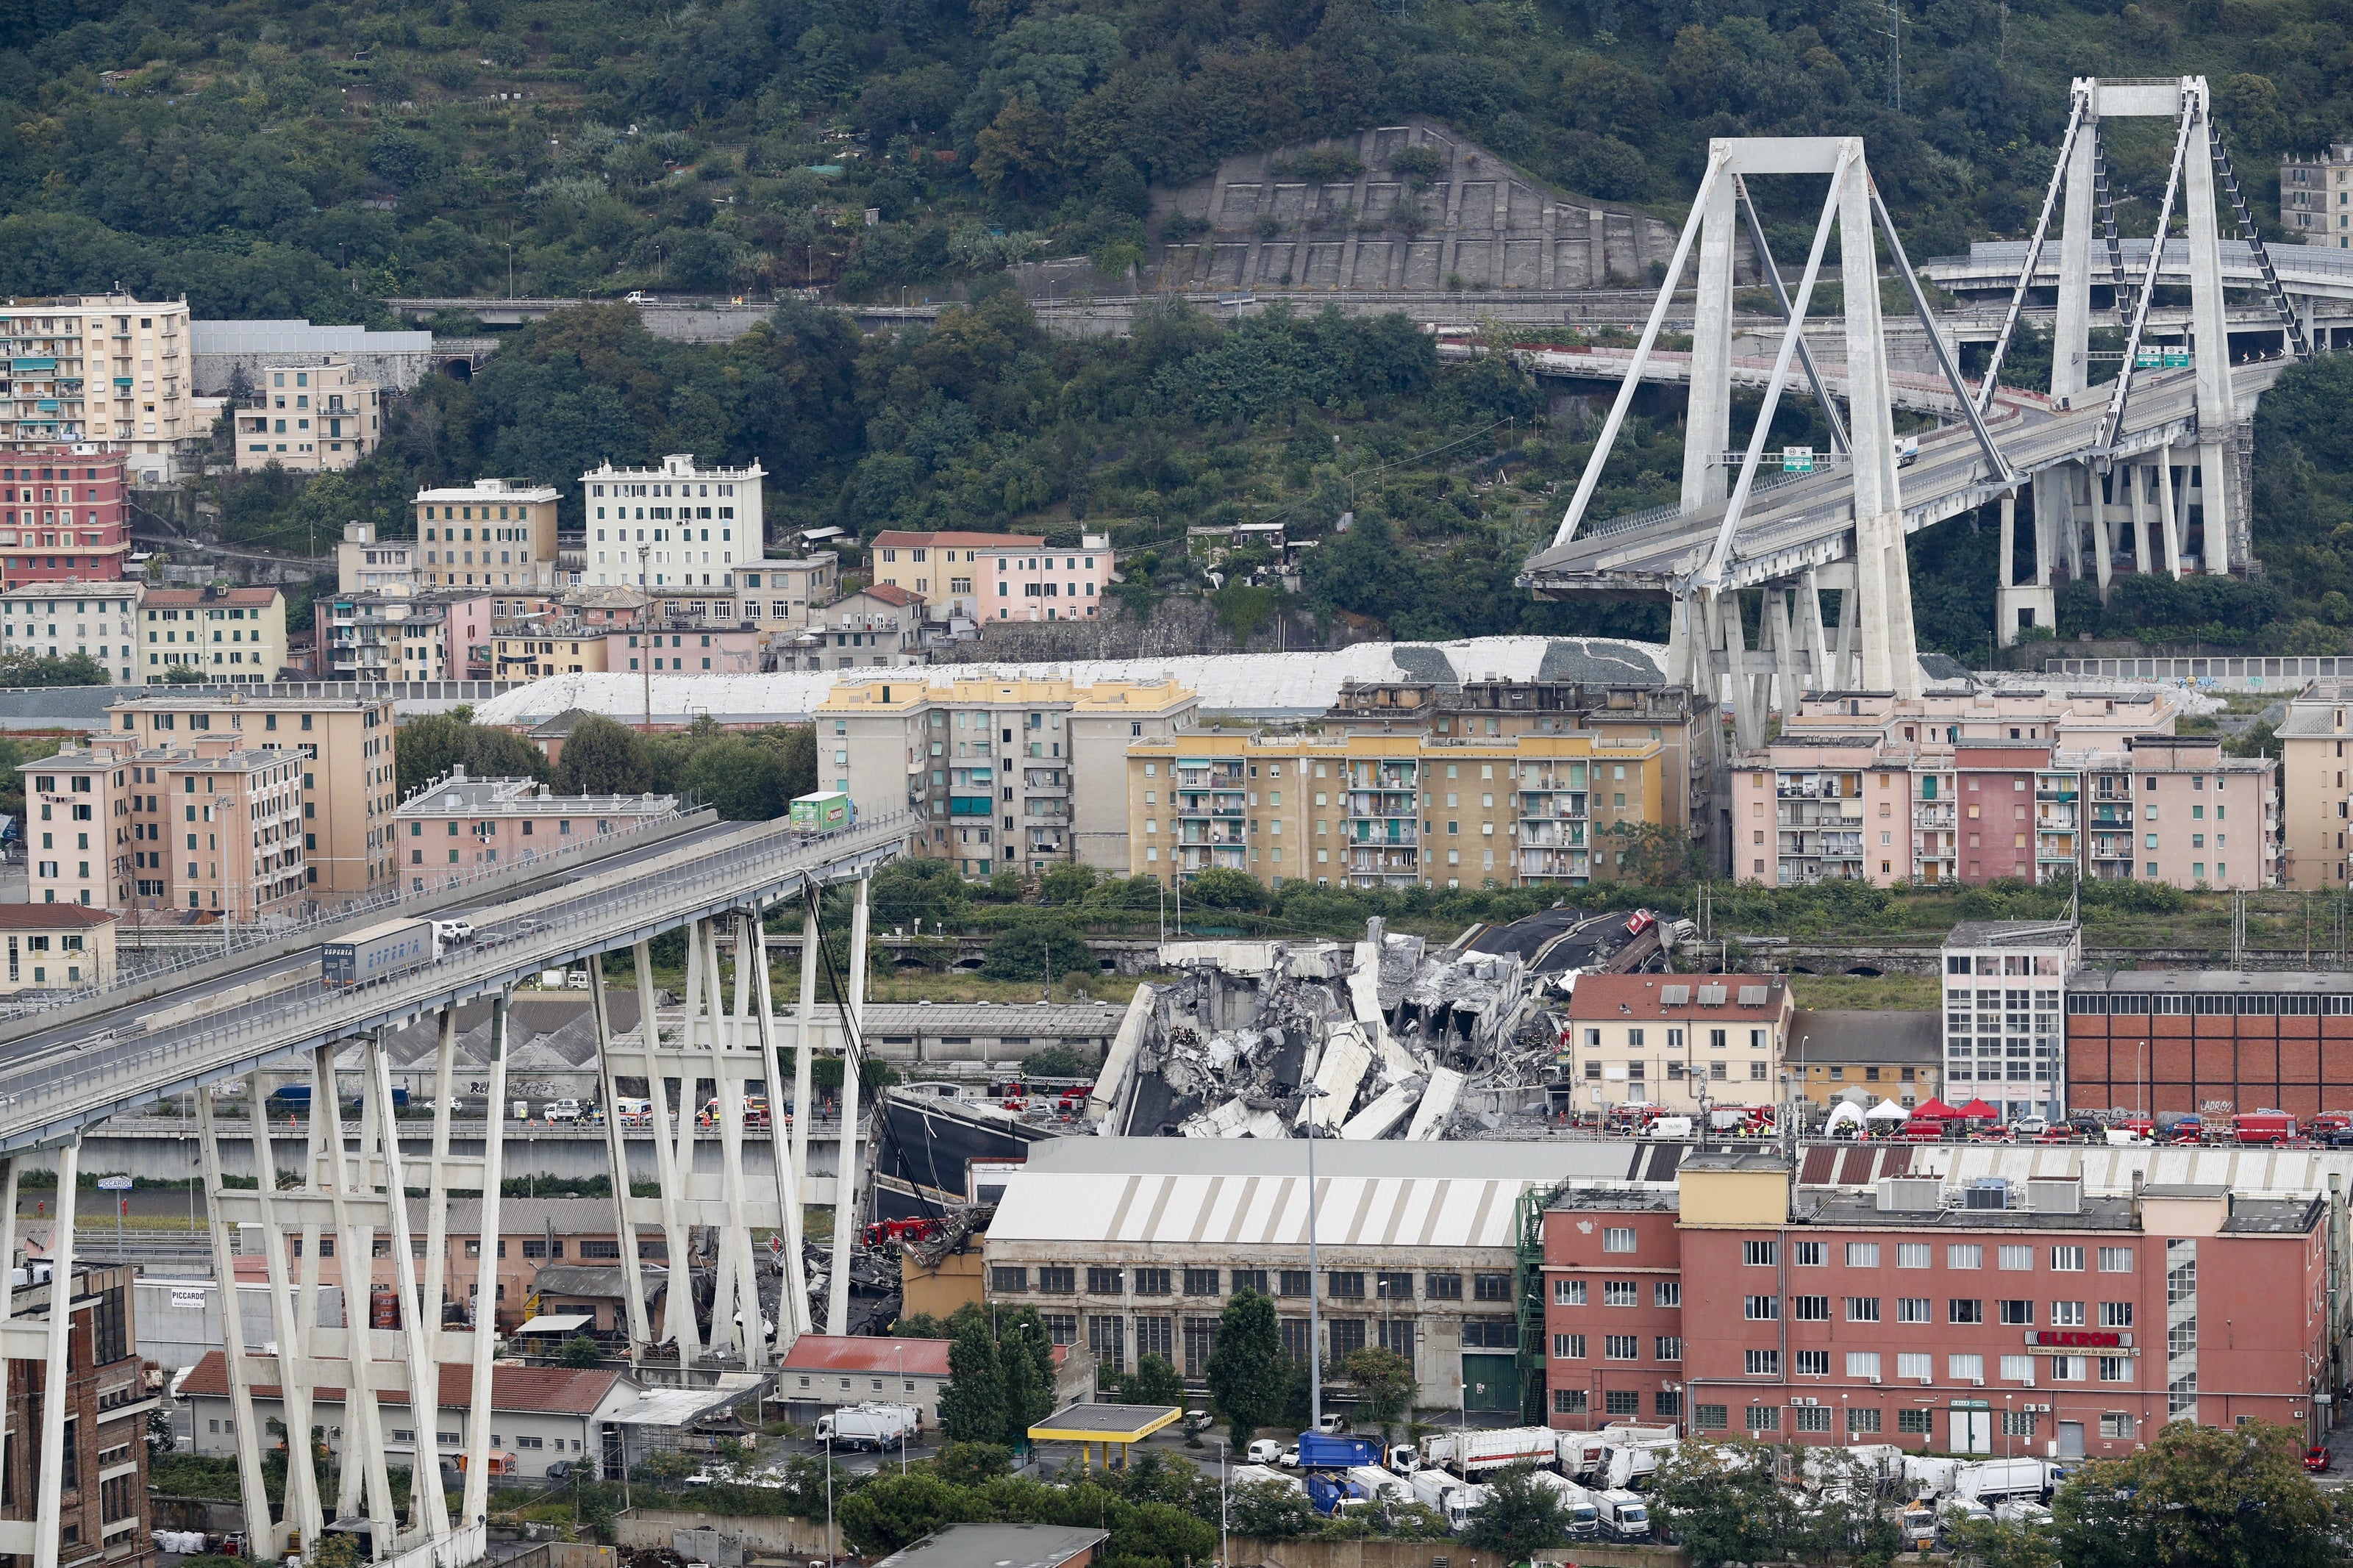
[468,634,1676,727]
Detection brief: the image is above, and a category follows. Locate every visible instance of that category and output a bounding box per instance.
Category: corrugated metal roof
[1910,1144,2353,1198]
[781,1335,951,1375]
[861,1002,1124,1037]
[990,1137,1653,1250]
[190,321,435,355]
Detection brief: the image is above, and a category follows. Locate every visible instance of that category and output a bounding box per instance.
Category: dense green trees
[1204,1289,1286,1449]
[2051,1420,2347,1568]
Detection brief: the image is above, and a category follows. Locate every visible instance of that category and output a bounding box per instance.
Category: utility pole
[638,545,652,734]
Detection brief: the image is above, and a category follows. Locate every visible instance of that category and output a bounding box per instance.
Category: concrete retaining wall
[615,1507,840,1558]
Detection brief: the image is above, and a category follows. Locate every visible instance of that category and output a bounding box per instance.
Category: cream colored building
[338,520,420,594]
[140,586,287,684]
[234,359,382,472]
[1126,728,1668,890]
[0,905,115,992]
[2277,681,2353,888]
[0,293,193,480]
[21,740,134,909]
[2282,147,2353,247]
[109,692,399,903]
[818,676,1197,873]
[0,581,143,684]
[583,454,765,588]
[415,478,560,590]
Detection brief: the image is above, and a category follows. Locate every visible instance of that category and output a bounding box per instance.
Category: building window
[1949,1299,1985,1324]
[1602,1227,1636,1253]
[1604,1334,1639,1361]
[1553,1333,1586,1359]
[2098,1247,2135,1272]
[1038,1266,1075,1293]
[1848,1407,1882,1435]
[1473,1272,1512,1301]
[1185,1268,1222,1296]
[1899,1410,1935,1434]
[1846,1242,1880,1267]
[1604,1390,1642,1417]
[1745,1295,1780,1320]
[1554,1389,1588,1415]
[1327,1272,1366,1299]
[1425,1272,1463,1300]
[1746,1405,1781,1432]
[1604,1280,1638,1307]
[1085,1267,1122,1295]
[1745,1349,1779,1375]
[1279,1270,1314,1297]
[1793,1295,1831,1321]
[1554,1279,1586,1306]
[1845,1297,1880,1322]
[1743,1241,1777,1267]
[1135,1268,1172,1296]
[2101,1413,2137,1439]
[1655,1336,1682,1361]
[1655,1281,1681,1308]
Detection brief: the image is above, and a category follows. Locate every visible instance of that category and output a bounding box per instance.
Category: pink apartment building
[867,530,1113,621]
[1733,692,2277,890]
[395,768,679,891]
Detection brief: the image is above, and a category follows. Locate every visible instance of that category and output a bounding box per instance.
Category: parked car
[1246,1439,1284,1465]
[2308,1446,2334,1474]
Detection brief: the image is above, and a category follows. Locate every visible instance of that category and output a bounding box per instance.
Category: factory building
[1544,1151,2341,1456]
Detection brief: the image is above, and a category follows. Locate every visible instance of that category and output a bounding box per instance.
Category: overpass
[1521,81,2293,751]
[0,812,912,1568]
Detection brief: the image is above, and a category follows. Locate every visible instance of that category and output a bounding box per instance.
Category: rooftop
[1027,1404,1182,1439]
[871,530,1050,550]
[396,768,676,817]
[1564,973,1786,1017]
[1792,1009,1940,1066]
[182,1350,619,1413]
[415,479,560,501]
[143,587,279,608]
[872,1525,1107,1568]
[2069,969,2353,997]
[0,906,116,931]
[779,1335,951,1378]
[1800,1190,2142,1231]
[585,454,765,480]
[1945,920,2078,948]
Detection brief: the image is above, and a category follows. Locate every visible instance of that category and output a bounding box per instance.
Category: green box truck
[790,790,851,831]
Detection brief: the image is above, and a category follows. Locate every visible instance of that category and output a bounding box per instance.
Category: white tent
[1824,1100,1868,1134]
[1864,1098,1910,1121]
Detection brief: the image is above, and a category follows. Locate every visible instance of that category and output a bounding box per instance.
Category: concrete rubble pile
[1084,909,1680,1141]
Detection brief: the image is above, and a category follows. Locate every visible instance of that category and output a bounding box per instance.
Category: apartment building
[395,769,676,892]
[730,555,839,628]
[1553,973,1792,1117]
[0,905,115,992]
[776,584,926,670]
[1543,1155,2332,1456]
[138,586,287,684]
[610,621,761,674]
[0,447,130,588]
[2273,680,2353,889]
[324,587,490,681]
[867,530,1114,621]
[0,1264,154,1568]
[818,676,1198,874]
[1735,692,2274,889]
[337,520,419,593]
[491,619,609,679]
[1126,728,1668,891]
[582,454,765,588]
[0,582,141,684]
[2282,146,2353,246]
[110,692,399,901]
[1942,919,2079,1124]
[233,359,382,472]
[21,742,133,908]
[415,478,561,590]
[139,739,309,917]
[0,293,193,481]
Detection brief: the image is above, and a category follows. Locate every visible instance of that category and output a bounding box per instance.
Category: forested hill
[0,0,2334,317]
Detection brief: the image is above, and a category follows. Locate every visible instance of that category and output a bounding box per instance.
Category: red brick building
[0,450,129,589]
[1544,1153,2335,1461]
[0,1263,154,1568]
[2067,969,2353,1120]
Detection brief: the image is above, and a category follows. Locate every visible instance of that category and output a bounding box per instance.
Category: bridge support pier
[1995,493,2054,647]
[196,1003,504,1568]
[601,906,818,1372]
[2157,451,2184,577]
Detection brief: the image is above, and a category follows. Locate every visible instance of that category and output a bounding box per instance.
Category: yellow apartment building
[1124,728,1668,890]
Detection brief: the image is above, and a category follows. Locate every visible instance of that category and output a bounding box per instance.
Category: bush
[979,920,1094,983]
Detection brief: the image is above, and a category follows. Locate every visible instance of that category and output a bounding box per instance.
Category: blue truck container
[1296,1432,1383,1469]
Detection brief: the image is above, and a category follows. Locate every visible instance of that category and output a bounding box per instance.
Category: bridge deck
[1521,363,2278,595]
[0,815,907,1156]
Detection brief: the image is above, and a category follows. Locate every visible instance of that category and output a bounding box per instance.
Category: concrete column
[462,994,511,1528]
[2157,449,2184,577]
[705,918,765,1364]
[2090,463,2113,600]
[29,1139,75,1568]
[2053,114,2100,404]
[826,875,872,1336]
[791,905,819,1207]
[591,962,654,1364]
[1769,588,1802,713]
[637,939,700,1366]
[2129,464,2153,573]
[2185,99,2238,559]
[314,1045,396,1554]
[196,1109,280,1557]
[1682,173,1739,515]
[751,906,813,1351]
[1835,141,1919,698]
[365,1035,453,1547]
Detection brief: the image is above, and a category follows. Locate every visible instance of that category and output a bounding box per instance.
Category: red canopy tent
[1912,1097,1962,1120]
[1955,1098,2002,1120]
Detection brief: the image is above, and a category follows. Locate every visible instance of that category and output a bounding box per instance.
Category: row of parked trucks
[1235,1421,2066,1550]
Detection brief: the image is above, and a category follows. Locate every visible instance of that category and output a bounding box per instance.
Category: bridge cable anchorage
[2101,90,2200,454]
[1699,144,1853,591]
[2092,123,2137,319]
[1977,85,2090,416]
[1732,173,1850,455]
[2211,120,2312,357]
[1549,149,1729,548]
[1868,182,2015,484]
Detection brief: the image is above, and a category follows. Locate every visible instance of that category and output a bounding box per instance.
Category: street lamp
[1215,1436,1229,1567]
[1299,1082,1330,1435]
[824,1430,835,1568]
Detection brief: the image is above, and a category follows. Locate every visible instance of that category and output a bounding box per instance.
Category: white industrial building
[982,1137,1669,1412]
[583,454,765,588]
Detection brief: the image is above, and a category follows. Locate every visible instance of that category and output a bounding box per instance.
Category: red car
[2306,1446,2333,1474]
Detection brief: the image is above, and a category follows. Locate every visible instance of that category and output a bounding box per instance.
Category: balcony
[1914,804,1956,828]
[1518,820,1586,849]
[1525,792,1588,819]
[1518,848,1590,881]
